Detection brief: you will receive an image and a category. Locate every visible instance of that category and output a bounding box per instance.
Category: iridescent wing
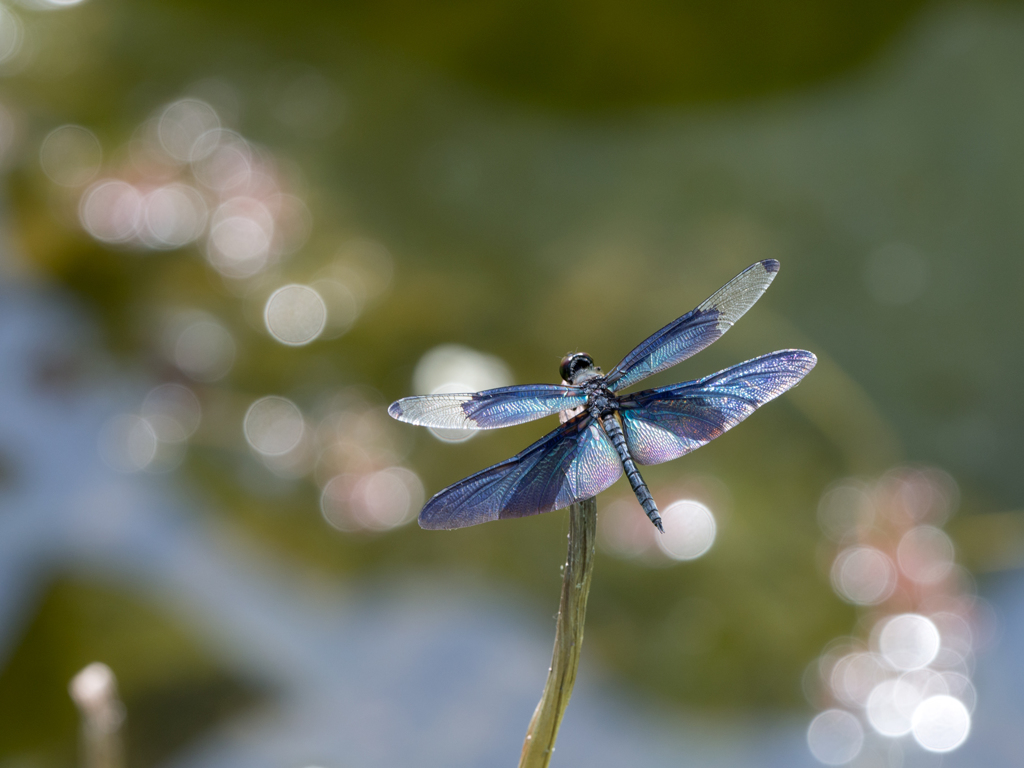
[419,412,622,529]
[604,259,780,393]
[388,384,587,430]
[619,349,816,465]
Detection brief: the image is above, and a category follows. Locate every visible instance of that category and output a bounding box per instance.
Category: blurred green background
[1,0,1023,765]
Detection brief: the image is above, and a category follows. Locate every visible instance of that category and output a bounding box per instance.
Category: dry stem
[518,496,598,768]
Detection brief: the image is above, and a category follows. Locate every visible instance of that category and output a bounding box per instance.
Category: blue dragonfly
[389,260,816,531]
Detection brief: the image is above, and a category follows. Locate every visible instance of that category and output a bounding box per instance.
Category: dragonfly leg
[598,412,663,532]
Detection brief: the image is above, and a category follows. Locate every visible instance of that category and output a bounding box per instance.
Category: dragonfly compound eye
[559,353,593,382]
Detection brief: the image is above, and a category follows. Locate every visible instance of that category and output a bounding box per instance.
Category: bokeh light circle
[158,99,220,163]
[412,344,513,444]
[80,180,143,244]
[321,475,358,532]
[173,316,235,381]
[140,383,201,443]
[352,467,424,530]
[830,546,897,605]
[597,497,658,560]
[806,709,864,765]
[321,468,424,532]
[39,125,102,187]
[206,197,275,278]
[244,396,304,456]
[897,525,955,584]
[656,500,716,561]
[207,215,271,278]
[866,678,920,737]
[817,483,873,541]
[264,284,327,346]
[830,651,889,708]
[191,129,252,190]
[413,344,512,395]
[878,614,941,671]
[911,695,970,752]
[142,183,208,249]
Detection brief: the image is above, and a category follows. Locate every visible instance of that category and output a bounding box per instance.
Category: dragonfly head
[559,352,598,384]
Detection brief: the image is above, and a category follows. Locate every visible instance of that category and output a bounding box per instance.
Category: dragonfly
[388,260,816,532]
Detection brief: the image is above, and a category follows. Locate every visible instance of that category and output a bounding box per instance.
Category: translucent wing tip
[783,349,818,383]
[418,511,451,530]
[417,483,502,530]
[387,394,477,428]
[794,349,817,371]
[418,509,478,530]
[387,399,407,421]
[702,258,782,333]
[774,348,817,375]
[418,493,455,529]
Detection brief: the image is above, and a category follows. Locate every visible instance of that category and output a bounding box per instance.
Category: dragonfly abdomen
[599,413,663,532]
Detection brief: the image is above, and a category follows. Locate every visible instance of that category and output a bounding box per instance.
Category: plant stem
[69,663,125,768]
[518,496,598,768]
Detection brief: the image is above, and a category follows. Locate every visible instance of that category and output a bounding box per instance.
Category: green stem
[518,497,598,768]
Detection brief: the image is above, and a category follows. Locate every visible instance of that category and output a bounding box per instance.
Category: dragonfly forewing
[605,259,780,393]
[389,384,587,430]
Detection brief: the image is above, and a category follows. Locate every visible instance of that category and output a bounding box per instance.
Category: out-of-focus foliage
[0,578,263,767]
[165,0,931,111]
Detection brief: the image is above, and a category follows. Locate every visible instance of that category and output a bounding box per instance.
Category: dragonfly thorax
[586,390,616,416]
